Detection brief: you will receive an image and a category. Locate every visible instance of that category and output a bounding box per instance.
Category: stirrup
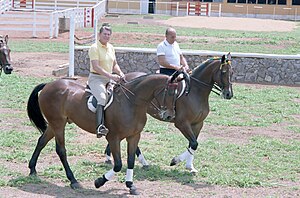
[96,125,109,138]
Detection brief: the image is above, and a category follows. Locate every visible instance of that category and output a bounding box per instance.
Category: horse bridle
[0,42,12,75]
[190,59,232,96]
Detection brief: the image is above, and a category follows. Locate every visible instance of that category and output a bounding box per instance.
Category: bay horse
[27,74,180,195]
[0,35,13,75]
[105,53,233,173]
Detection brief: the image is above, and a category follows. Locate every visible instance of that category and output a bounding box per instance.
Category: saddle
[85,82,114,113]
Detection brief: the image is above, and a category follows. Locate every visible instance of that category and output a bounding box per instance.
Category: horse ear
[5,35,8,44]
[227,52,232,60]
[221,55,225,63]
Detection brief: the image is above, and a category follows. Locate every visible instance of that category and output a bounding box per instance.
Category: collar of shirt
[97,40,108,49]
[163,39,174,46]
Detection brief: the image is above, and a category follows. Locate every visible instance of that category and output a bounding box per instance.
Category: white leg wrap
[186,148,198,173]
[138,154,149,166]
[178,150,189,162]
[186,152,194,168]
[106,154,111,161]
[104,169,115,181]
[125,169,133,182]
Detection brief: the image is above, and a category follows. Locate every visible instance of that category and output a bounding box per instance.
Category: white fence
[0,11,50,37]
[0,0,11,14]
[12,0,99,10]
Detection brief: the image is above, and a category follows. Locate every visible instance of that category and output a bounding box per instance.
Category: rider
[156,27,189,76]
[88,24,125,138]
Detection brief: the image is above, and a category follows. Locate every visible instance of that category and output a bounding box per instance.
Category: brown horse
[0,35,13,75]
[105,53,233,173]
[27,74,179,195]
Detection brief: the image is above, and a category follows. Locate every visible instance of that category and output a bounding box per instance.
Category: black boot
[96,104,109,138]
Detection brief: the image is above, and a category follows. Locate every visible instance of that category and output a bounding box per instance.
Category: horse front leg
[95,139,122,188]
[125,133,141,195]
[104,144,149,168]
[170,122,202,174]
[29,127,54,176]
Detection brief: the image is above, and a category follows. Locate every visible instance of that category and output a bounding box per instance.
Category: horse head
[213,53,233,99]
[0,35,13,75]
[191,52,233,99]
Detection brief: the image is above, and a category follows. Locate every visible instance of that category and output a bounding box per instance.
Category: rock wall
[74,46,300,85]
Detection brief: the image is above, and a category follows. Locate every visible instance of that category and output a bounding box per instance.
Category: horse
[105,53,233,173]
[27,73,182,195]
[0,35,13,75]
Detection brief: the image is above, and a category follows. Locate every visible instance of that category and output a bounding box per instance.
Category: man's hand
[110,74,122,82]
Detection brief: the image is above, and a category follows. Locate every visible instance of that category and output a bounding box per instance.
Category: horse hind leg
[54,126,82,189]
[29,127,54,176]
[104,144,149,168]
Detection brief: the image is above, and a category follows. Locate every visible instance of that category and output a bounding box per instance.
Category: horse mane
[192,57,221,75]
[123,74,154,86]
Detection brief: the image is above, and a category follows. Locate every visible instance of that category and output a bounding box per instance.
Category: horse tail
[27,83,47,134]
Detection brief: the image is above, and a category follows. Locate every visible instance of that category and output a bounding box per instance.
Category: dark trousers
[159,68,177,76]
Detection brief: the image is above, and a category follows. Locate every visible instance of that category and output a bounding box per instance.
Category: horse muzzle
[222,89,233,99]
[159,109,175,121]
[3,64,13,74]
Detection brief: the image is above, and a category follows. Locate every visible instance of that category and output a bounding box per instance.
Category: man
[157,27,189,76]
[88,24,125,138]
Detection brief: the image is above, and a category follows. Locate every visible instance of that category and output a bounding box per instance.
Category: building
[107,0,300,20]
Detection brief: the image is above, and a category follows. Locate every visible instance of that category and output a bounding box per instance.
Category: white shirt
[157,39,182,68]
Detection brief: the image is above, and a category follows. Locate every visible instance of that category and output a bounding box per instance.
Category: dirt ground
[1,15,300,197]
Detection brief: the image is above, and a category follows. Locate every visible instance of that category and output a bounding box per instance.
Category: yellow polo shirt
[88,40,116,74]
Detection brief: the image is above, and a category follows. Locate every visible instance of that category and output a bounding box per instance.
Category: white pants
[88,73,109,106]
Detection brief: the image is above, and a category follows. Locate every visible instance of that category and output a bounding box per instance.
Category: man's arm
[112,59,125,77]
[91,60,121,81]
[158,55,181,70]
[180,54,189,71]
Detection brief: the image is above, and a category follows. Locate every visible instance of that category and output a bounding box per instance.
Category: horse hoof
[105,160,112,165]
[129,186,139,195]
[71,182,83,189]
[94,177,106,188]
[186,166,198,174]
[29,172,37,176]
[142,165,150,170]
[170,157,177,166]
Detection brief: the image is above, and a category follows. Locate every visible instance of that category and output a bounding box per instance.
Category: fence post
[33,11,37,37]
[49,12,53,38]
[94,17,97,42]
[68,12,75,77]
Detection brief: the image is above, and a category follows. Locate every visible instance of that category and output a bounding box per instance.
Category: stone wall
[74,46,300,85]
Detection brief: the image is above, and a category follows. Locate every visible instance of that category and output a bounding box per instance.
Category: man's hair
[165,27,175,36]
[99,23,112,34]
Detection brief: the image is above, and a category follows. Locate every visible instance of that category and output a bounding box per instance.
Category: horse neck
[126,75,168,104]
[191,60,220,86]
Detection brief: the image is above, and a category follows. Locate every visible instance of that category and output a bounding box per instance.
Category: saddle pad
[86,88,114,113]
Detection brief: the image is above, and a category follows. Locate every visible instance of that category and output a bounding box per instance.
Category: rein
[116,75,177,113]
[190,76,222,96]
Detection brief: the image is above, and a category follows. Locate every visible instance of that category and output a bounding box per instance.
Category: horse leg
[170,122,202,174]
[104,144,112,164]
[125,134,141,195]
[54,125,82,189]
[104,144,149,168]
[95,139,122,188]
[28,127,54,176]
[136,146,149,168]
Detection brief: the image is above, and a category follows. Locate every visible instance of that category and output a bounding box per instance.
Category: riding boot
[96,104,109,138]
